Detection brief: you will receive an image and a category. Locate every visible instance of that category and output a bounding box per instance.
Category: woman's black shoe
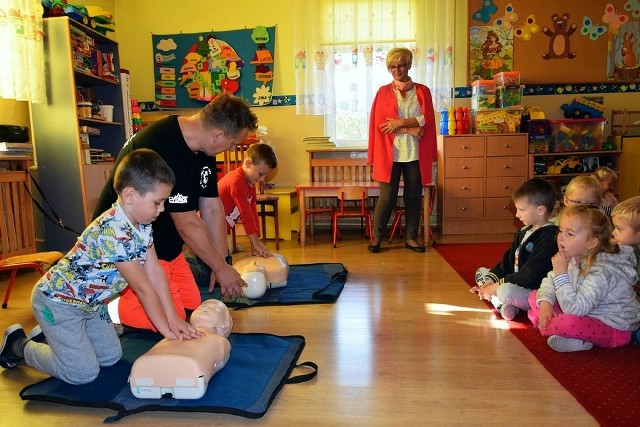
[405,243,425,253]
[368,244,381,253]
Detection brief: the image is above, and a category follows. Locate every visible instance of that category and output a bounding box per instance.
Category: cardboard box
[549,118,606,152]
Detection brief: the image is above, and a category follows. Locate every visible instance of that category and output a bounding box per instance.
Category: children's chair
[331,186,372,248]
[0,171,63,308]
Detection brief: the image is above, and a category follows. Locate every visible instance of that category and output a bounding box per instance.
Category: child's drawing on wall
[607,22,639,81]
[470,26,513,81]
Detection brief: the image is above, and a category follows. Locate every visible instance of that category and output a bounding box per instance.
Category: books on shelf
[304,136,335,147]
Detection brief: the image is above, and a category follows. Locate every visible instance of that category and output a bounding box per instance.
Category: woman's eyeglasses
[389,63,407,70]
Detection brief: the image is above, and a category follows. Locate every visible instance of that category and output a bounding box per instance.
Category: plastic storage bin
[471,79,496,95]
[471,94,496,110]
[497,85,523,108]
[549,118,606,152]
[493,71,520,87]
[472,107,523,134]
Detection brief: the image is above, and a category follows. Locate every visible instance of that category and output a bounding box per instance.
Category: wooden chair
[331,186,372,248]
[224,141,280,252]
[0,171,63,308]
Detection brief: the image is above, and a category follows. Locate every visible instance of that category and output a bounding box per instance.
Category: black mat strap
[286,361,318,384]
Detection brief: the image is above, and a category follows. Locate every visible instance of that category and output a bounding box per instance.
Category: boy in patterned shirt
[0,149,202,384]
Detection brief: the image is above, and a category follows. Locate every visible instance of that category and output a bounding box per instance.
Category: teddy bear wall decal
[542,13,577,60]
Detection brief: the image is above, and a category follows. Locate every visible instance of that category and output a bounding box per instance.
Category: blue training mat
[199,262,349,309]
[20,332,316,422]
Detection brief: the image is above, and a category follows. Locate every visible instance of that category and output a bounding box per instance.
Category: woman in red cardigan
[367,47,437,253]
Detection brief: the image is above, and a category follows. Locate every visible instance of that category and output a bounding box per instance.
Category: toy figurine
[440,109,449,135]
[447,107,456,135]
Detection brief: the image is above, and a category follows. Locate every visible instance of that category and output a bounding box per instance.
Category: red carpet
[436,242,640,427]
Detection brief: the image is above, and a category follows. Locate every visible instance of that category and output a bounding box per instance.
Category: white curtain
[293,0,455,121]
[0,0,45,103]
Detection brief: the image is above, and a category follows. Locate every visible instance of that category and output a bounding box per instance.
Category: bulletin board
[151,26,276,109]
[467,0,640,84]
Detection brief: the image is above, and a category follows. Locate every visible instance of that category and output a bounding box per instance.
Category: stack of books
[0,142,33,156]
[304,136,335,147]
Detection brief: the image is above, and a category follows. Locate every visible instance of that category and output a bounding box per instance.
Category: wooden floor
[0,229,597,426]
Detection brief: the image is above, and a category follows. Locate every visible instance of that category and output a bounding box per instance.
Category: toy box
[472,107,523,134]
[528,119,551,136]
[471,79,496,95]
[471,94,496,110]
[528,135,550,153]
[493,71,520,87]
[497,85,523,108]
[549,118,606,152]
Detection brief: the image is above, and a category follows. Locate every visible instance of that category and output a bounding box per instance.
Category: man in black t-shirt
[93,94,258,331]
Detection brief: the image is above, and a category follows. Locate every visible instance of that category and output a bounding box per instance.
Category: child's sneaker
[0,324,27,369]
[26,325,46,344]
[475,267,490,287]
[499,303,519,321]
[547,335,593,352]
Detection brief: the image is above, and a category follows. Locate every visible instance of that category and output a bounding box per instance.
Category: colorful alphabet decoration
[152,26,276,108]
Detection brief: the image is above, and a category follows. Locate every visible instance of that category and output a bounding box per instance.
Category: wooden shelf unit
[30,17,124,251]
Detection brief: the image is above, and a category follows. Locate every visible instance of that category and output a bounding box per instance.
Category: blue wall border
[455,82,639,98]
[138,83,637,111]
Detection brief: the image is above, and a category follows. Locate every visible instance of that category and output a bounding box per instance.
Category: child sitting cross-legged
[591,166,619,217]
[612,196,640,295]
[528,205,640,352]
[471,178,559,320]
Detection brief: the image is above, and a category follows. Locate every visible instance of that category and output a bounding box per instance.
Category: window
[293,0,455,146]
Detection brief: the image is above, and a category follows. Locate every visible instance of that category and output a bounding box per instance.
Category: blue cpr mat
[20,332,316,422]
[199,262,348,308]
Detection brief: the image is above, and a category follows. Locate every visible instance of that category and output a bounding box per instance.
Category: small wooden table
[295,181,435,248]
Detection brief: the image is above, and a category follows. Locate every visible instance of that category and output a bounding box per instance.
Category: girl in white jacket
[528,205,640,352]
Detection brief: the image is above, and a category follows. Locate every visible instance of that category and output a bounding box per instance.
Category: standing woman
[367,47,437,253]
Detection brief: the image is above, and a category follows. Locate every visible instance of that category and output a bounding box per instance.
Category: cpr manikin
[233,253,289,299]
[129,299,232,399]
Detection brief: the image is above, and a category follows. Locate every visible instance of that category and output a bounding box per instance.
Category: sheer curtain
[0,0,45,103]
[293,0,454,142]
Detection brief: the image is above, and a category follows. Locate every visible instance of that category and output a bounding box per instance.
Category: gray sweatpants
[25,288,122,384]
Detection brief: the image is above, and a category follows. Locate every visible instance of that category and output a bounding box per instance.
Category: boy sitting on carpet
[218,143,278,257]
[470,178,559,320]
[611,196,640,298]
[0,149,202,384]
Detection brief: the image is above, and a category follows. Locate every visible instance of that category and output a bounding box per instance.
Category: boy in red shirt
[218,143,278,257]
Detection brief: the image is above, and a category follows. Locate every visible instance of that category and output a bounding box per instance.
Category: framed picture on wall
[606,22,639,81]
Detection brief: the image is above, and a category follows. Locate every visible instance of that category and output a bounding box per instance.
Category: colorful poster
[152,26,276,108]
[469,26,514,81]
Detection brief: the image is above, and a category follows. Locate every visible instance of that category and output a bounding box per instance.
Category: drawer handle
[504,144,511,148]
[462,165,468,170]
[503,206,509,210]
[462,186,469,190]
[461,207,467,211]
[503,165,510,169]
[462,145,469,149]
[503,185,510,189]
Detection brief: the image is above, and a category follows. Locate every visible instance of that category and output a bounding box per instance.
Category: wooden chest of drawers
[437,133,527,235]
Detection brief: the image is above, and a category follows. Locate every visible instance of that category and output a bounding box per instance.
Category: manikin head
[189,299,233,338]
[234,253,289,299]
